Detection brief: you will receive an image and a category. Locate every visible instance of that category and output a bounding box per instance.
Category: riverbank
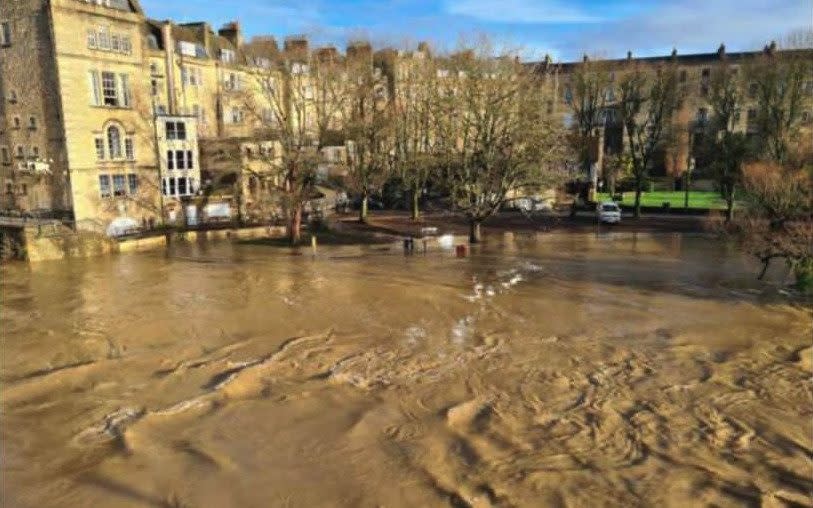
[337,210,712,239]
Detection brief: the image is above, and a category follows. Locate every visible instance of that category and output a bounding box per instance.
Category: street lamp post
[684,157,695,210]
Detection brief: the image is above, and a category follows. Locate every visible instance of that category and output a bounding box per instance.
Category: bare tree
[746,45,812,165]
[241,48,348,244]
[617,60,683,218]
[567,56,611,198]
[343,45,392,223]
[702,59,752,221]
[384,48,440,220]
[437,46,569,243]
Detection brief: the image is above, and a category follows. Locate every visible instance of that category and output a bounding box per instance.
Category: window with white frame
[107,125,122,158]
[94,137,105,160]
[98,27,110,50]
[99,175,112,198]
[179,41,196,57]
[165,121,186,140]
[221,49,235,64]
[127,174,138,194]
[112,174,126,196]
[0,21,11,46]
[124,138,134,160]
[230,107,243,124]
[102,71,118,106]
[162,176,196,197]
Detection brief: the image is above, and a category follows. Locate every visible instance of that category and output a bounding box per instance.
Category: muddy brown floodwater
[1,233,811,508]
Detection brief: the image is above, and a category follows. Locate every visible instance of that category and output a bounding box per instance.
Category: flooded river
[2,233,811,507]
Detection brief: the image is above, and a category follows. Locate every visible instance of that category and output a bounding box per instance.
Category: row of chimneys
[577,41,780,63]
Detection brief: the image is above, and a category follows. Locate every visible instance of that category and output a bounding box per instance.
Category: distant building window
[701,68,710,80]
[127,174,138,194]
[16,146,24,158]
[221,49,235,64]
[112,174,126,196]
[107,125,122,158]
[182,66,202,86]
[99,174,111,198]
[747,108,757,122]
[28,116,37,130]
[7,90,17,103]
[802,111,811,123]
[748,83,758,99]
[86,31,99,48]
[679,70,687,83]
[178,177,187,195]
[150,62,159,75]
[0,147,9,164]
[166,150,174,170]
[12,117,20,129]
[179,41,196,57]
[20,183,27,196]
[31,146,39,158]
[564,86,573,105]
[175,150,186,170]
[186,149,194,169]
[95,137,105,160]
[165,121,186,140]
[124,138,134,160]
[151,79,158,96]
[98,27,110,50]
[230,107,243,124]
[0,21,11,46]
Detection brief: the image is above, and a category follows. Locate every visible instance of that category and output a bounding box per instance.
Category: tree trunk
[359,189,368,223]
[411,186,420,221]
[725,184,735,222]
[634,185,642,219]
[289,206,302,245]
[469,219,482,244]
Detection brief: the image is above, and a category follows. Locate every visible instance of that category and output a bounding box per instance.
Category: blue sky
[138,0,813,61]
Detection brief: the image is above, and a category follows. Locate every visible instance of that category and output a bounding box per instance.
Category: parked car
[597,201,622,224]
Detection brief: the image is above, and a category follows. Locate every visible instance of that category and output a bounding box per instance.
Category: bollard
[403,237,415,255]
[455,244,467,258]
[311,234,317,257]
[422,238,428,254]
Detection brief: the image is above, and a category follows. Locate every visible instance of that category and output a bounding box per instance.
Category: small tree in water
[437,44,568,243]
[732,161,813,291]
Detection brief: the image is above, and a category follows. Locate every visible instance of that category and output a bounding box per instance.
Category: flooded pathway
[2,233,811,507]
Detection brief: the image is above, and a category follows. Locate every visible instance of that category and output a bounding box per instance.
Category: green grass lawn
[597,191,728,210]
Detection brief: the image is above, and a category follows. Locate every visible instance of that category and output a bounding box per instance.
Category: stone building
[2,0,810,233]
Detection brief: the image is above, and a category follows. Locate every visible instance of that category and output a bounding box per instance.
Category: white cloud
[445,0,601,24]
[559,0,812,59]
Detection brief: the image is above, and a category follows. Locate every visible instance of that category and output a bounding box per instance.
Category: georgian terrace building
[530,44,813,183]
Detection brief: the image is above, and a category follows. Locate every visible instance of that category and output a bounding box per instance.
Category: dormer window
[221,49,235,64]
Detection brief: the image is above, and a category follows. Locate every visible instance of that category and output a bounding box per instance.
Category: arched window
[107,125,122,158]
